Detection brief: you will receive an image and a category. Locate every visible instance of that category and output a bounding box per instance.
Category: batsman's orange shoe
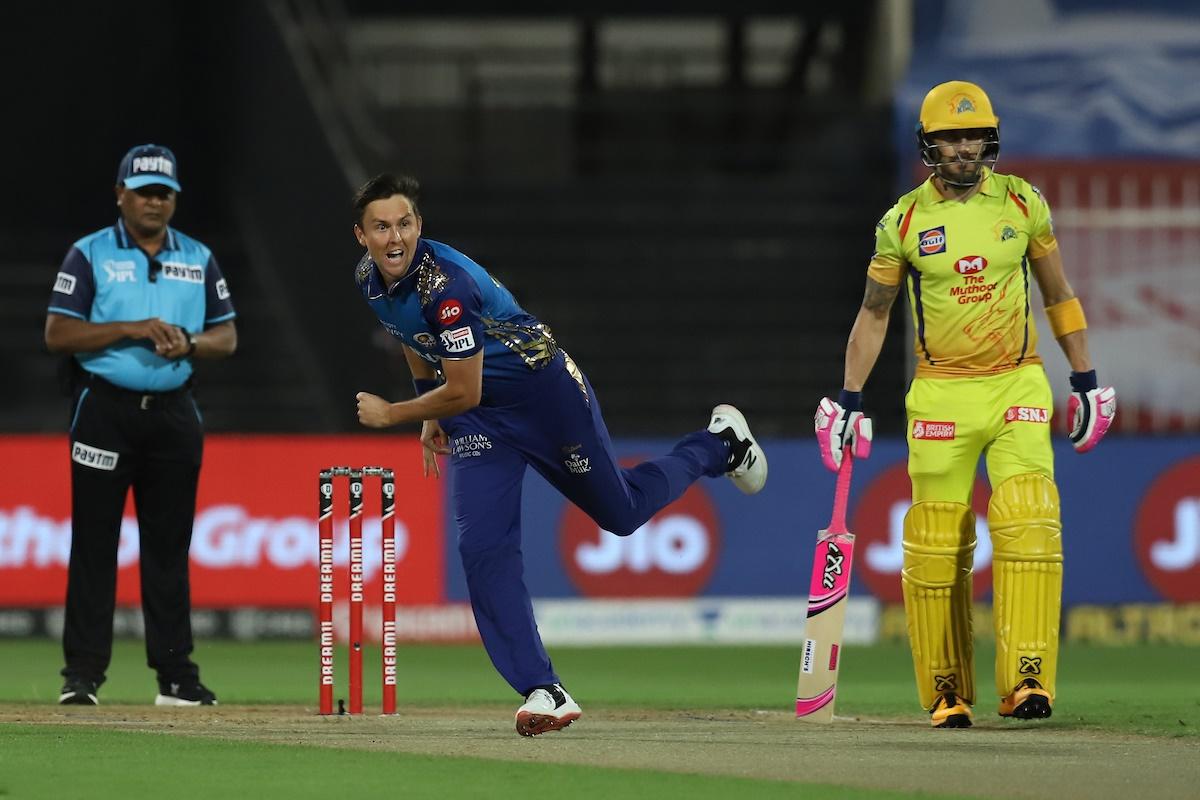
[999,678,1052,719]
[929,692,973,728]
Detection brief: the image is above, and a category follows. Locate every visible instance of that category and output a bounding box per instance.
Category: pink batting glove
[815,397,873,472]
[1067,385,1116,453]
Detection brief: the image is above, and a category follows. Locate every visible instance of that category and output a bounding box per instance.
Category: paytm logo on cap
[118,144,181,191]
[132,155,174,177]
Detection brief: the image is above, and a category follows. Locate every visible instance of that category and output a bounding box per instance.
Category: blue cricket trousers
[442,352,727,695]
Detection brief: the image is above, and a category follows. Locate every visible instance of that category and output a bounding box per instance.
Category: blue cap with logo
[116,144,181,192]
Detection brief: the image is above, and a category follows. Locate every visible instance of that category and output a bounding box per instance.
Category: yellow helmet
[917,80,1000,187]
[919,81,999,133]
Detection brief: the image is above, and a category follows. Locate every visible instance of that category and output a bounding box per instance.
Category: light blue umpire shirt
[47,219,236,392]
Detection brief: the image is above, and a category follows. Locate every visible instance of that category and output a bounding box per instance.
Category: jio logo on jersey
[955,255,988,274]
[559,479,720,597]
[437,299,462,326]
[1134,455,1200,602]
[849,462,993,603]
[918,226,947,256]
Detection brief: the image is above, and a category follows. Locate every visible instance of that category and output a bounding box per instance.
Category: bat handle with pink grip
[827,446,853,535]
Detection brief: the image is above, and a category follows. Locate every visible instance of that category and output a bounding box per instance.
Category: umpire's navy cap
[117,144,181,192]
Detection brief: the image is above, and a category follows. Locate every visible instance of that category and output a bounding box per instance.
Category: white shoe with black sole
[708,404,768,494]
[515,683,581,736]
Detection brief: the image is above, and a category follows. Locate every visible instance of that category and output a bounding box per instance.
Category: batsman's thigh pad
[902,502,976,709]
[988,473,1062,698]
[905,377,989,505]
[983,366,1055,488]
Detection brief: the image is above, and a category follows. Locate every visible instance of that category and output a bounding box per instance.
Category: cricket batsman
[814,80,1116,727]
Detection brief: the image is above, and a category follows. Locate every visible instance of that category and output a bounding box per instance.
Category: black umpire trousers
[62,375,204,687]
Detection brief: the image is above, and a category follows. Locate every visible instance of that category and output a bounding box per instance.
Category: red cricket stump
[348,472,365,716]
[795,447,857,723]
[318,472,335,716]
[380,470,398,716]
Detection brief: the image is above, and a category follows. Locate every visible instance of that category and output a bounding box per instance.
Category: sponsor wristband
[1069,370,1098,393]
[1045,297,1087,338]
[839,390,862,412]
[413,378,439,396]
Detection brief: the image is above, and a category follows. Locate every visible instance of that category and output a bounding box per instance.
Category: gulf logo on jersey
[955,255,987,274]
[918,226,946,256]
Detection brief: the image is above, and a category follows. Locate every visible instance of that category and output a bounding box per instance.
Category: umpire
[45,144,237,706]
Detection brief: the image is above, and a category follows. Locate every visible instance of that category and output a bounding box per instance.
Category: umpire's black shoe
[155,680,218,706]
[58,677,99,706]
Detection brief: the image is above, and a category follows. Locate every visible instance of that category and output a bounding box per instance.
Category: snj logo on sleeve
[954,255,987,274]
[440,326,475,353]
[918,226,947,256]
[437,299,463,326]
[54,272,77,295]
[1005,406,1049,424]
[912,420,956,440]
[72,442,119,471]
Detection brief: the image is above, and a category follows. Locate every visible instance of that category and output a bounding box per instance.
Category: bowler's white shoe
[708,404,767,494]
[515,683,581,737]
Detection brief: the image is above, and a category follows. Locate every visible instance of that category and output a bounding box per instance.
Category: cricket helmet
[916,81,1000,187]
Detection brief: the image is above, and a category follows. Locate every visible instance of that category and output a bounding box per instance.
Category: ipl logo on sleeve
[440,326,475,353]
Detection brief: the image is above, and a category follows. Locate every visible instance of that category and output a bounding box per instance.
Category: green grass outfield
[0,639,1196,799]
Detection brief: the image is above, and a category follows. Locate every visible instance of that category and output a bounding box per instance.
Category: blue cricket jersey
[47,220,236,391]
[356,238,560,403]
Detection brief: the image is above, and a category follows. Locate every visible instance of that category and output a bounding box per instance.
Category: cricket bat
[795,446,856,723]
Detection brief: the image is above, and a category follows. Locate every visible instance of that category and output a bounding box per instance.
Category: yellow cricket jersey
[868,169,1059,378]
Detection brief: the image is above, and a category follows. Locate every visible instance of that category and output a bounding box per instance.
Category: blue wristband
[1069,370,1098,393]
[839,390,863,412]
[413,378,439,396]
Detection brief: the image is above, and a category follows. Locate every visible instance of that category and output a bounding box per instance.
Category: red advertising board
[0,435,444,608]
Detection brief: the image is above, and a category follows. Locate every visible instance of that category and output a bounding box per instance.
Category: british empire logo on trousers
[912,420,956,440]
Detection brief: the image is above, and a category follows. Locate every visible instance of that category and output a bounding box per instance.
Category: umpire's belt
[86,374,190,410]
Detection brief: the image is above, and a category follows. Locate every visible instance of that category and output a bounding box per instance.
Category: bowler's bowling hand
[355,392,395,428]
[420,420,450,478]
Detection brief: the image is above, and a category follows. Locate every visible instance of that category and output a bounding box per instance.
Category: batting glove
[1067,370,1116,453]
[815,391,873,472]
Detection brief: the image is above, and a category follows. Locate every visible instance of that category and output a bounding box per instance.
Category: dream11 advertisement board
[0,435,452,640]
